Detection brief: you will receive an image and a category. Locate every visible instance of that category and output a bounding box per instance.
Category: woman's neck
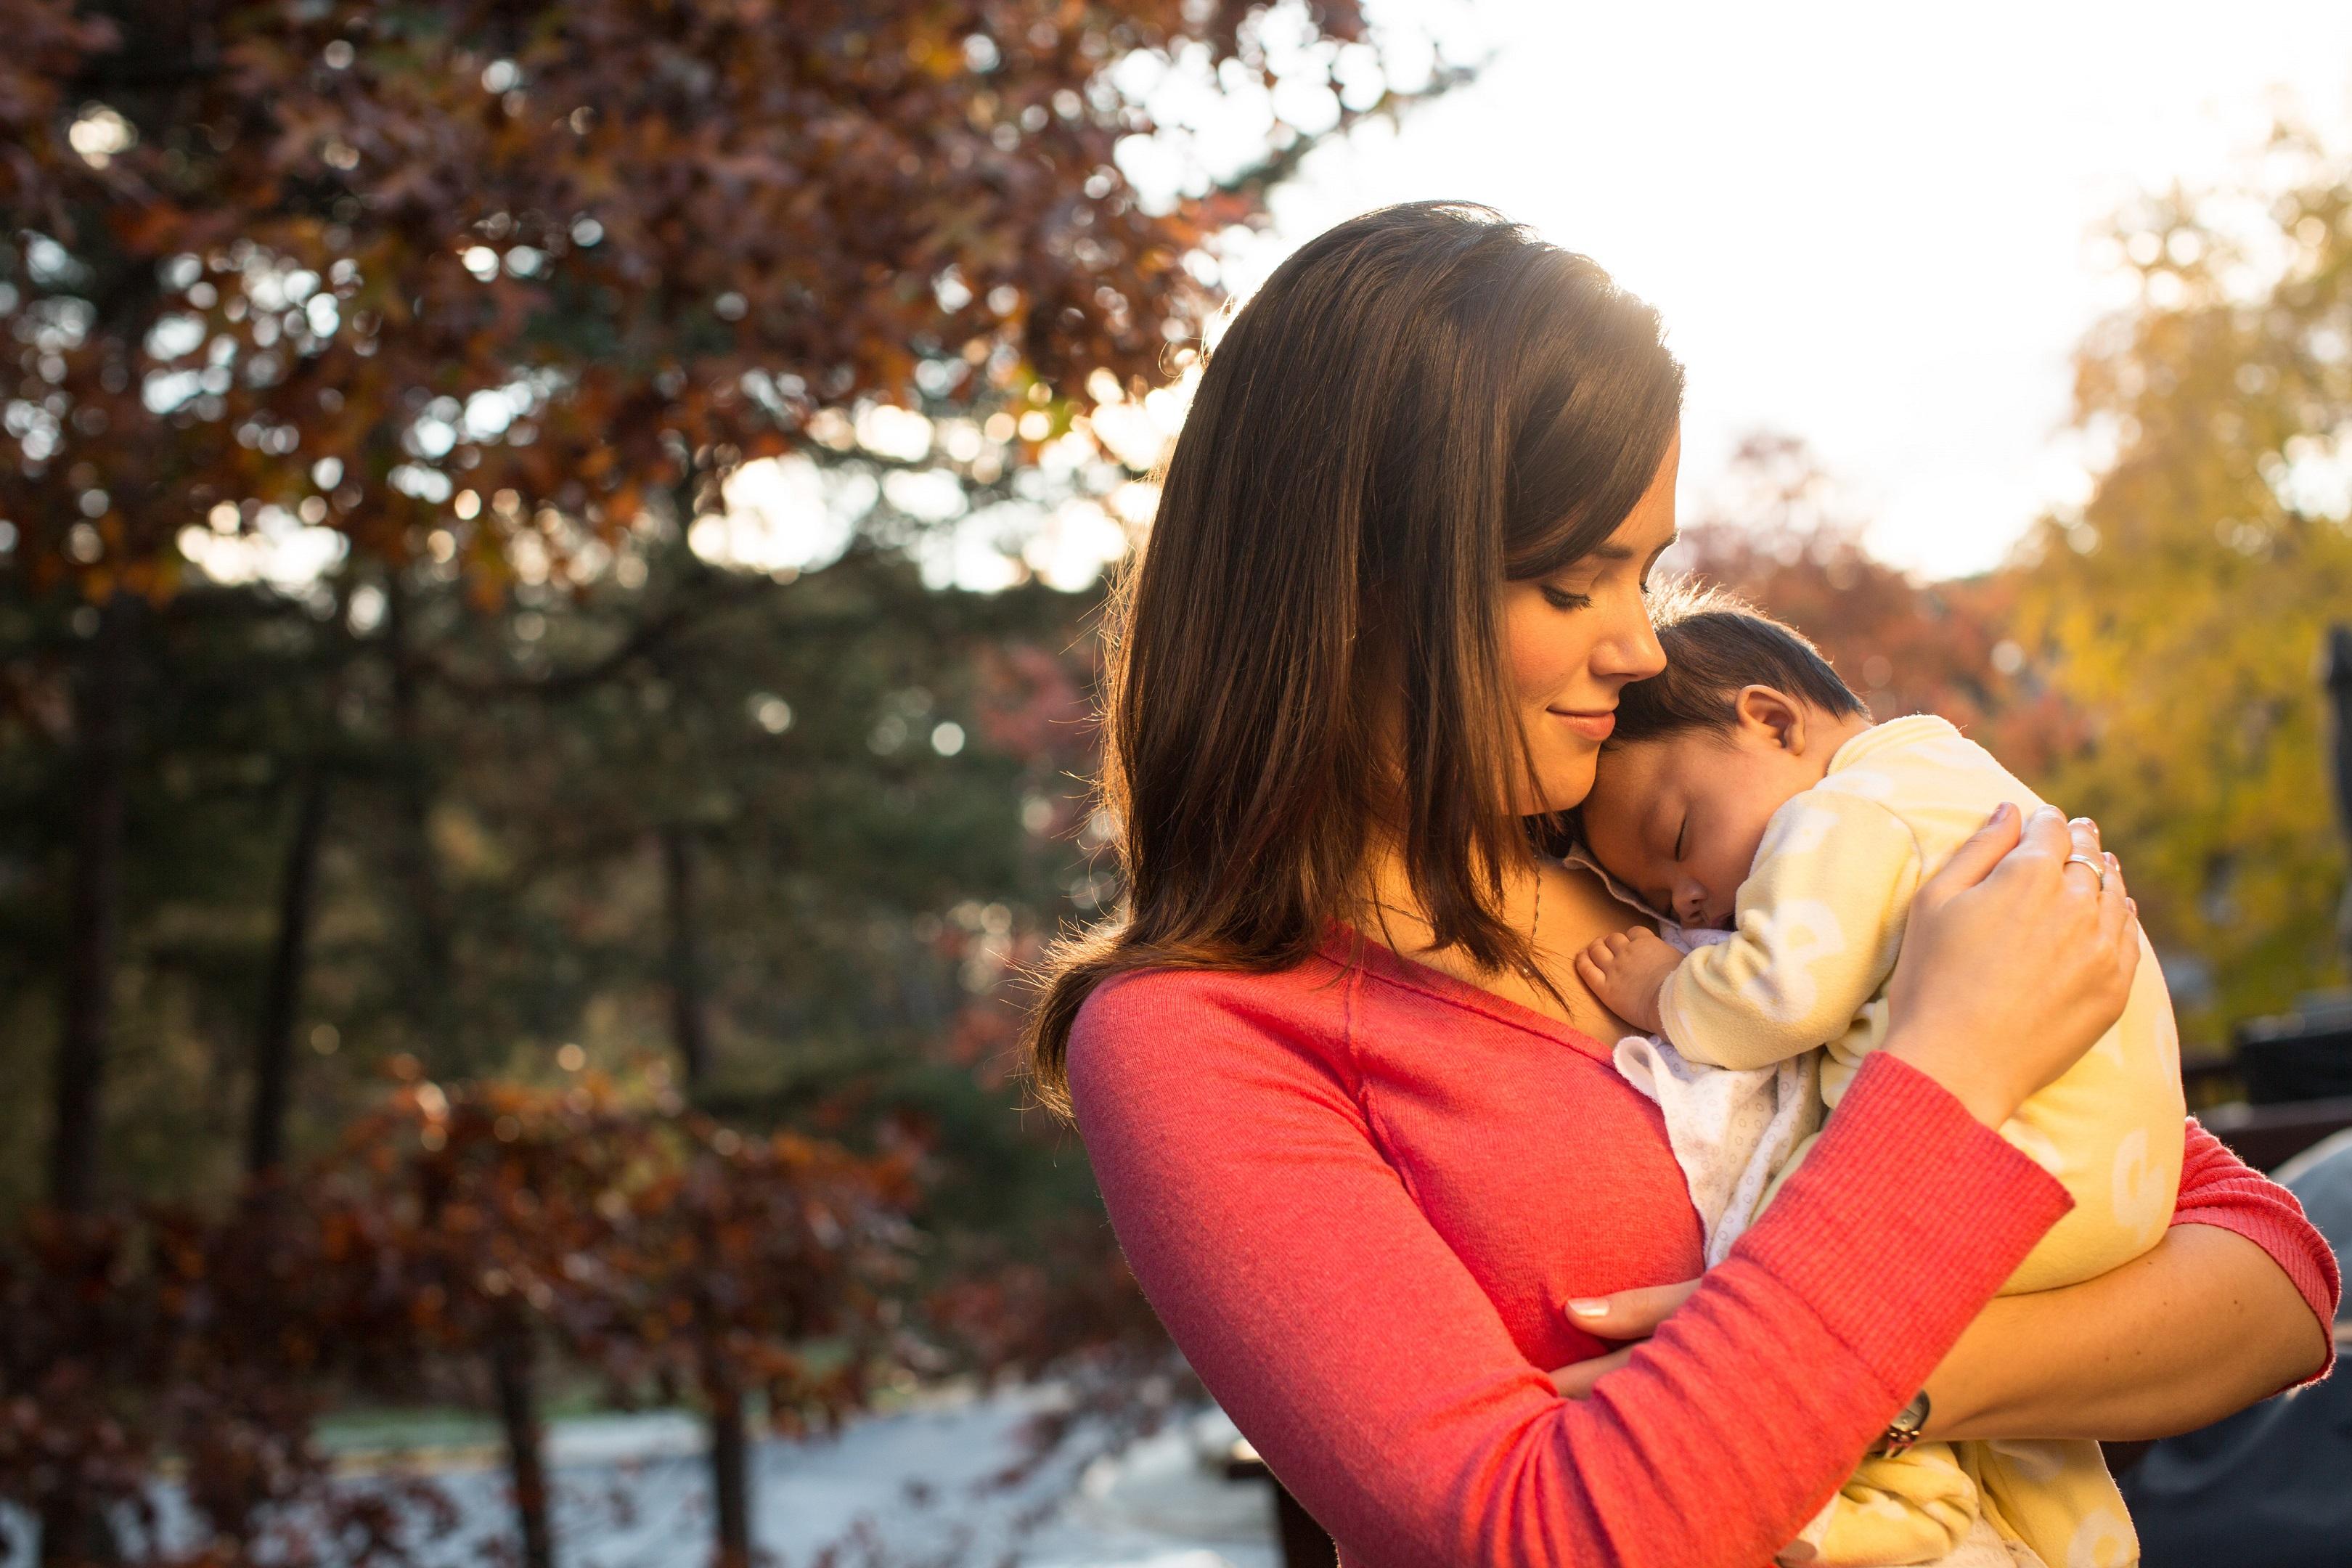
[1354,837,1517,964]
[1353,838,1647,1038]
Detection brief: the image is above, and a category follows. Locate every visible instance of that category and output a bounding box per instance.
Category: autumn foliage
[1667,435,2091,783]
[1,1067,923,1567]
[13,1,2348,1562]
[4,1,1440,1555]
[0,0,1374,595]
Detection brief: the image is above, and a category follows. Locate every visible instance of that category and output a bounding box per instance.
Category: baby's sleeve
[1660,789,1923,1070]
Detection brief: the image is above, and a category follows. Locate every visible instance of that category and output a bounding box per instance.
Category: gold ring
[2064,852,2108,890]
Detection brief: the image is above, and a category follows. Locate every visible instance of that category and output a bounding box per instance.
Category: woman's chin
[1519,754,1600,817]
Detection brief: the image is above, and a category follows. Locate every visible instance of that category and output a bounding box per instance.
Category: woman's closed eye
[1540,584,1593,611]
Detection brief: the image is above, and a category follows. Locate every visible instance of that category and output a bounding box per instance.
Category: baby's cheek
[1711,830,1773,900]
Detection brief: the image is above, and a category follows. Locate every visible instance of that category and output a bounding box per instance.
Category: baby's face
[1580,728,1820,929]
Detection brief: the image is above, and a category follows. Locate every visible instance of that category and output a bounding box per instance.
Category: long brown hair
[1024,202,1683,1114]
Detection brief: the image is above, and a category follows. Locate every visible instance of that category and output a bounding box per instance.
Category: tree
[2007,125,2352,1040]
[0,0,1421,1220]
[0,1191,457,1568]
[1668,433,2070,768]
[4,7,1463,1564]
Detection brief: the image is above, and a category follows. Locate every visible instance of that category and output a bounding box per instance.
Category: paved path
[6,1389,1280,1568]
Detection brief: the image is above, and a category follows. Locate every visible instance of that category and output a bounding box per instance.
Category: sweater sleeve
[1069,978,2073,1568]
[1659,791,1922,1071]
[2168,1116,2341,1388]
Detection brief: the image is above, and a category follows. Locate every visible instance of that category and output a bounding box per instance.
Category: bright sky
[1221,0,2352,579]
[180,1,2352,596]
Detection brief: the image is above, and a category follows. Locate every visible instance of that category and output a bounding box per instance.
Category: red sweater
[1068,931,2340,1568]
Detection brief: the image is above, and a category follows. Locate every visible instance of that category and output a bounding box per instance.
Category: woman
[1024,203,2337,1567]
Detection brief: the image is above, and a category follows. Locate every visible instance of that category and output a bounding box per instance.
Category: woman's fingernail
[1567,1298,1609,1318]
[1988,803,2014,823]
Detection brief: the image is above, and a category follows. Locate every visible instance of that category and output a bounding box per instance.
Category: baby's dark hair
[1612,580,1870,746]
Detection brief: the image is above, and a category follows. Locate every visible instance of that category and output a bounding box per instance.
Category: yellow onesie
[1657,715,2184,1568]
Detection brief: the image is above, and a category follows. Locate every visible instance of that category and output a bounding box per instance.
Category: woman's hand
[1549,1280,1699,1396]
[1884,804,2137,1127]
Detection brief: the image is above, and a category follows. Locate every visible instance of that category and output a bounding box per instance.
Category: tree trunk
[2324,623,2352,971]
[245,762,330,1177]
[36,1495,122,1568]
[381,576,453,1044]
[490,1325,555,1568]
[660,825,713,1090]
[706,1373,752,1568]
[48,598,133,1215]
[666,825,749,1564]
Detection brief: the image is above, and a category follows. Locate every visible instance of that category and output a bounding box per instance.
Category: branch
[409,571,775,700]
[1200,60,1485,219]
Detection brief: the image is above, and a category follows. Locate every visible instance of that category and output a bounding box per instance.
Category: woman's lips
[1548,706,1615,742]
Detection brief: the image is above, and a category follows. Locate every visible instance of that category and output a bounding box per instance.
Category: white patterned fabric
[1611,930,1824,1268]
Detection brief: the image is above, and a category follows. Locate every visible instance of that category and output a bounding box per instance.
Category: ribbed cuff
[1736,1050,2075,1397]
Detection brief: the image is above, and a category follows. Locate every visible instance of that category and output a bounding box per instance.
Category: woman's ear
[1733,685,1808,753]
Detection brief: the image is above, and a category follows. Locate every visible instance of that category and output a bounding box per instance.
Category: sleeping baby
[1572,586,2185,1568]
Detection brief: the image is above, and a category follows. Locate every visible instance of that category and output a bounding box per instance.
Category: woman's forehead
[1556,518,1676,584]
[1610,491,1680,555]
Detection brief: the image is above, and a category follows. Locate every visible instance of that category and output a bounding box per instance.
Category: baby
[1573,587,2185,1568]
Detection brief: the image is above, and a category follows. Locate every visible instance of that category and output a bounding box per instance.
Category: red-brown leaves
[0,1074,923,1565]
[0,0,1356,596]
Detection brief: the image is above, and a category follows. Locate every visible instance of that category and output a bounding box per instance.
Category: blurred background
[4,3,2350,1567]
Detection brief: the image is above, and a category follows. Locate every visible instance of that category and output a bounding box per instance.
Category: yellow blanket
[1661,716,2182,1568]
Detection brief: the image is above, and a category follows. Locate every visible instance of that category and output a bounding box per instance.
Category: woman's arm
[1073,806,2126,1566]
[1925,1226,2319,1442]
[1924,1119,2339,1442]
[1564,1121,2341,1440]
[1071,977,2069,1568]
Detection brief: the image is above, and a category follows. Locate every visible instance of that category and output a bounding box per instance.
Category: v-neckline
[1320,920,1626,1063]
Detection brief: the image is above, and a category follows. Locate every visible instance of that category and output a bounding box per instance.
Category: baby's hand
[1575,928,1680,1036]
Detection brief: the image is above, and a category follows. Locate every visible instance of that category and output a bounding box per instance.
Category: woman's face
[1502,431,1681,815]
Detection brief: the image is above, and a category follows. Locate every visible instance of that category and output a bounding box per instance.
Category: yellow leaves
[904,27,968,83]
[2018,142,2352,1038]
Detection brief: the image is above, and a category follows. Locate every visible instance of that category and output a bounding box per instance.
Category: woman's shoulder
[1066,952,1360,1116]
[1074,952,1352,1050]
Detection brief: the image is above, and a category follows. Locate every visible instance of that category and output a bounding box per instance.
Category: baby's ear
[1733,684,1806,751]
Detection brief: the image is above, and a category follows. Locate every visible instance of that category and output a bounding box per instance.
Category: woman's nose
[1594,599,1667,683]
